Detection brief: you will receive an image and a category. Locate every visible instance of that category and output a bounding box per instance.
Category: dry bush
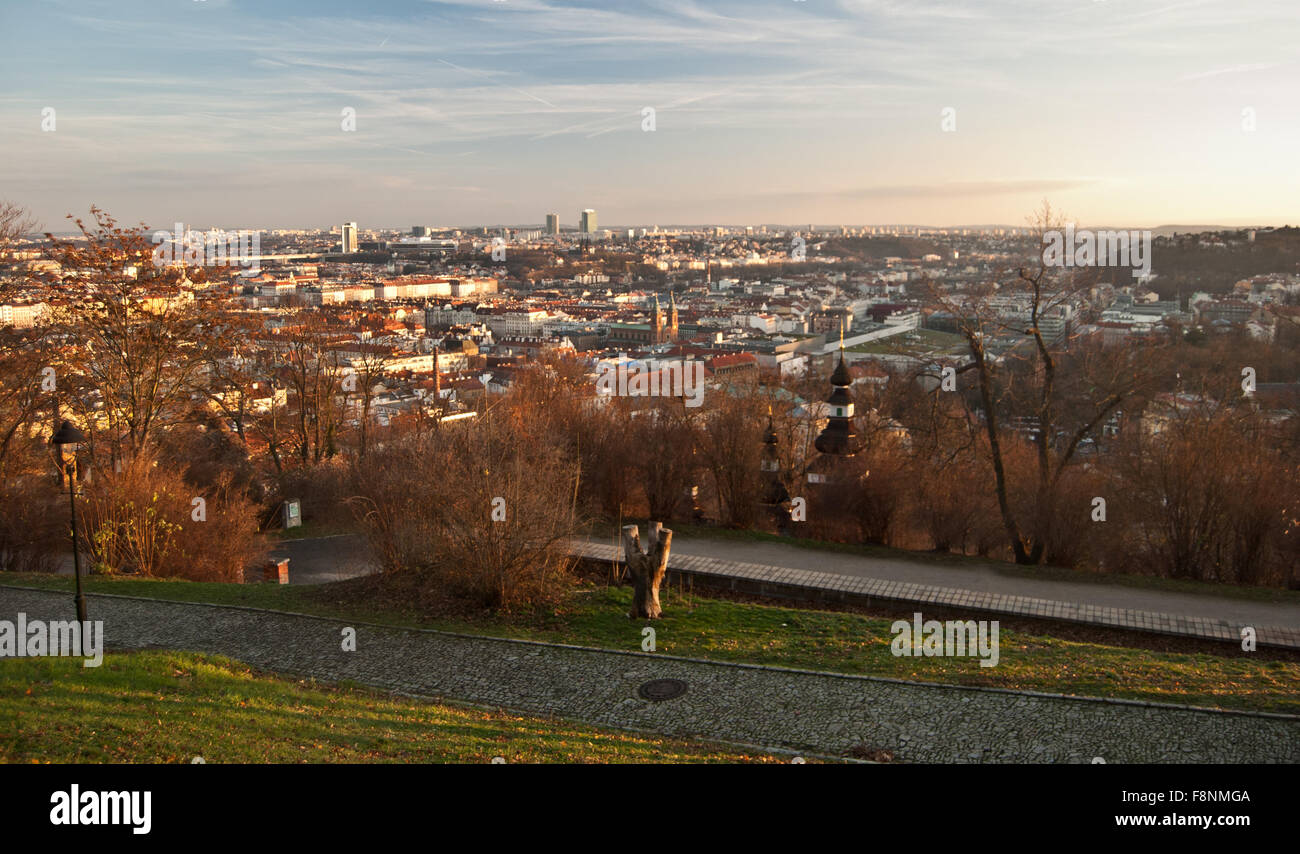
[78,453,265,581]
[1039,465,1109,570]
[1103,411,1294,585]
[351,416,581,612]
[629,400,699,522]
[271,459,355,531]
[910,456,986,554]
[696,390,764,527]
[848,446,909,545]
[0,478,64,572]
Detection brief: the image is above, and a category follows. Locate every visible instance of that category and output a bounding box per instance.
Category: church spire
[760,405,792,532]
[814,349,856,456]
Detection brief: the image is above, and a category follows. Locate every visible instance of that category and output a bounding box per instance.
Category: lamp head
[50,420,87,466]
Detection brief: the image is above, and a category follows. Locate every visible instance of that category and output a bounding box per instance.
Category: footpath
[3,585,1295,763]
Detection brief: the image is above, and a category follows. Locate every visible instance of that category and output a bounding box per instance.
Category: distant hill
[1148,225,1270,237]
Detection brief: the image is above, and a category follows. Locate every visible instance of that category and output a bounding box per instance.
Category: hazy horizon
[3,0,1297,231]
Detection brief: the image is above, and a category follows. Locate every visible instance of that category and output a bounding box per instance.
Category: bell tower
[813,350,856,456]
[807,335,857,488]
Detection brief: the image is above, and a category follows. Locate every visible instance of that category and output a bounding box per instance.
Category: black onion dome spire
[829,353,851,387]
[814,351,856,456]
[760,412,790,505]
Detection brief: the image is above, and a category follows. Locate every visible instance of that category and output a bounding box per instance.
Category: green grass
[4,571,1297,715]
[0,651,788,763]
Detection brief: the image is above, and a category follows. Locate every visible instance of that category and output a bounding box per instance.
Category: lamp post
[50,420,88,629]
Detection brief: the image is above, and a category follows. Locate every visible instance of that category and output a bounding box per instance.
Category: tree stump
[622,522,672,619]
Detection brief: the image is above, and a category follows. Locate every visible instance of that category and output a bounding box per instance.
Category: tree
[0,199,38,303]
[45,207,217,461]
[351,413,581,612]
[921,204,1162,564]
[622,522,672,619]
[189,310,272,447]
[346,344,389,460]
[630,398,699,521]
[280,312,347,464]
[0,201,55,478]
[696,384,765,527]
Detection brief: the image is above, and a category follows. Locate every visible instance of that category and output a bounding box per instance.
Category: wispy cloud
[1,0,1296,227]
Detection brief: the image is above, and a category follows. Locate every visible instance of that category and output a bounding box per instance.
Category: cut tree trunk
[622,522,672,619]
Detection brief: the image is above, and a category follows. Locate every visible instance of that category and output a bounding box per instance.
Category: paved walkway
[270,534,375,584]
[2,585,1295,763]
[264,533,1300,648]
[574,534,1300,649]
[662,535,1300,628]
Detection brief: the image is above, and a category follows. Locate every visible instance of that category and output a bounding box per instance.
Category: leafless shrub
[351,415,581,612]
[78,452,265,581]
[0,478,63,572]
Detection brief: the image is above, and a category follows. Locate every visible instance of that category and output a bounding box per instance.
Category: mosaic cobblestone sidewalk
[267,535,1300,649]
[2,586,1296,763]
[570,540,1300,650]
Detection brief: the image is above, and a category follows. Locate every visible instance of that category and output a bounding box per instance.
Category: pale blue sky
[2,0,1296,231]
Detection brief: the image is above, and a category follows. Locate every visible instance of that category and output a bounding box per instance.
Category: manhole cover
[638,678,688,701]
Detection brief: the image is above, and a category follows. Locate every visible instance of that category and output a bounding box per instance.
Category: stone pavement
[2,585,1296,763]
[573,537,1300,650]
[258,534,1300,649]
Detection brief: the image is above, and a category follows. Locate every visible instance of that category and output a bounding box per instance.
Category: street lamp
[50,420,88,629]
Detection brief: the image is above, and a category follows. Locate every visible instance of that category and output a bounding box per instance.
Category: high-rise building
[545,213,559,235]
[341,222,358,253]
[579,209,597,236]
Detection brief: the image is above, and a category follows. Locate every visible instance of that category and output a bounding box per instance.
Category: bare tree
[622,522,672,619]
[44,207,216,461]
[347,344,389,460]
[0,200,39,303]
[280,312,347,464]
[921,204,1162,564]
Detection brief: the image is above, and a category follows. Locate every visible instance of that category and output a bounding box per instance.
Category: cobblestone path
[2,586,1295,763]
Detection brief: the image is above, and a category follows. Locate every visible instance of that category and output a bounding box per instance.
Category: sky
[1,0,1297,232]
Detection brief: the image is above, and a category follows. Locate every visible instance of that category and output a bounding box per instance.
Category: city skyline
[2,0,1297,231]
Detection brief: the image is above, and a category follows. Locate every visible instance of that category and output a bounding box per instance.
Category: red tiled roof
[707,353,758,369]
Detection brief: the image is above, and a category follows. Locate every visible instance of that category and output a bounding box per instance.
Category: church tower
[651,294,663,342]
[813,350,856,455]
[760,409,792,533]
[807,338,857,486]
[669,290,679,340]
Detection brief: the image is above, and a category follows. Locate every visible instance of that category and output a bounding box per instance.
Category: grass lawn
[0,650,789,763]
[3,571,1297,715]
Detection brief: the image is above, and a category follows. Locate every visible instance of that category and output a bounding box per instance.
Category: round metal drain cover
[638,678,688,701]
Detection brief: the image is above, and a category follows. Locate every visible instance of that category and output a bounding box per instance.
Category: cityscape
[0,0,1296,837]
